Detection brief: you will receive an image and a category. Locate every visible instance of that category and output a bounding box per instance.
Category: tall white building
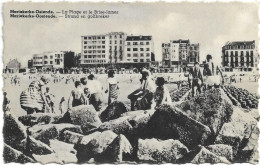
[81,32,126,66]
[81,34,107,65]
[124,35,154,63]
[108,32,126,63]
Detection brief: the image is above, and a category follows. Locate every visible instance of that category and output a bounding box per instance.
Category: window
[146,48,150,51]
[102,46,105,48]
[133,42,138,45]
[127,42,130,45]
[120,40,122,44]
[127,48,131,51]
[140,48,144,51]
[127,54,131,57]
[115,35,117,39]
[102,55,105,58]
[50,61,53,64]
[133,59,138,62]
[140,42,143,45]
[115,40,117,44]
[146,53,150,57]
[102,41,105,44]
[133,48,138,51]
[110,41,112,44]
[44,61,48,64]
[120,35,122,38]
[50,56,53,59]
[146,42,150,45]
[88,37,91,39]
[102,36,105,39]
[133,53,138,57]
[97,37,101,39]
[84,55,88,58]
[140,59,144,62]
[109,35,112,39]
[146,59,150,62]
[140,53,144,57]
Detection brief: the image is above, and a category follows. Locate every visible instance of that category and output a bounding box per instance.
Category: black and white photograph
[1,1,259,164]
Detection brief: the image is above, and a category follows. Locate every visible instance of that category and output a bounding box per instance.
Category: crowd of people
[2,54,257,115]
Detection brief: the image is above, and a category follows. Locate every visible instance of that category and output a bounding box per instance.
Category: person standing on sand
[105,70,119,105]
[20,76,50,114]
[68,81,85,110]
[86,74,103,111]
[44,87,55,113]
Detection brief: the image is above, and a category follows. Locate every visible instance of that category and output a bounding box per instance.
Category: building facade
[108,32,126,63]
[80,33,155,67]
[32,51,74,69]
[124,35,154,63]
[6,59,21,73]
[81,34,107,66]
[222,40,258,72]
[162,39,199,72]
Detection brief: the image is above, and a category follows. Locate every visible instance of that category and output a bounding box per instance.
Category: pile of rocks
[170,85,190,102]
[3,91,259,164]
[223,85,258,109]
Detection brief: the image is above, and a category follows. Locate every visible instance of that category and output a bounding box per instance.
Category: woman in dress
[105,70,119,105]
[20,76,50,114]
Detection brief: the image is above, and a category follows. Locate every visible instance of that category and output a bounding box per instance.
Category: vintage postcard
[2,1,259,164]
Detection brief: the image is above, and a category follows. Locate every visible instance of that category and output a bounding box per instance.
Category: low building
[222,40,258,72]
[6,59,21,73]
[32,51,75,70]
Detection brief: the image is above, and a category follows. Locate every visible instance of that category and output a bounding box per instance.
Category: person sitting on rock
[128,68,156,111]
[68,81,85,110]
[154,77,172,107]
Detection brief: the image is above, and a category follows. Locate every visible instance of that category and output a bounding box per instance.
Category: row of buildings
[162,39,199,72]
[9,31,258,73]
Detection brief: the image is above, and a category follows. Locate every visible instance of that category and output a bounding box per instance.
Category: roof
[171,39,190,44]
[126,36,152,41]
[225,40,255,46]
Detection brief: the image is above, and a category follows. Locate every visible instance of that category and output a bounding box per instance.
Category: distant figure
[44,87,55,113]
[3,92,10,112]
[86,74,103,111]
[191,62,203,97]
[105,70,119,105]
[59,97,65,114]
[68,81,85,110]
[20,76,50,114]
[128,69,156,111]
[203,54,215,89]
[154,77,171,106]
[240,77,242,83]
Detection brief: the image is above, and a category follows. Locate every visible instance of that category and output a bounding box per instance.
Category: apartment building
[124,35,154,63]
[222,40,259,71]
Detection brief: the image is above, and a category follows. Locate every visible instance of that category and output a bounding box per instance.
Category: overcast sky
[3,2,258,67]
